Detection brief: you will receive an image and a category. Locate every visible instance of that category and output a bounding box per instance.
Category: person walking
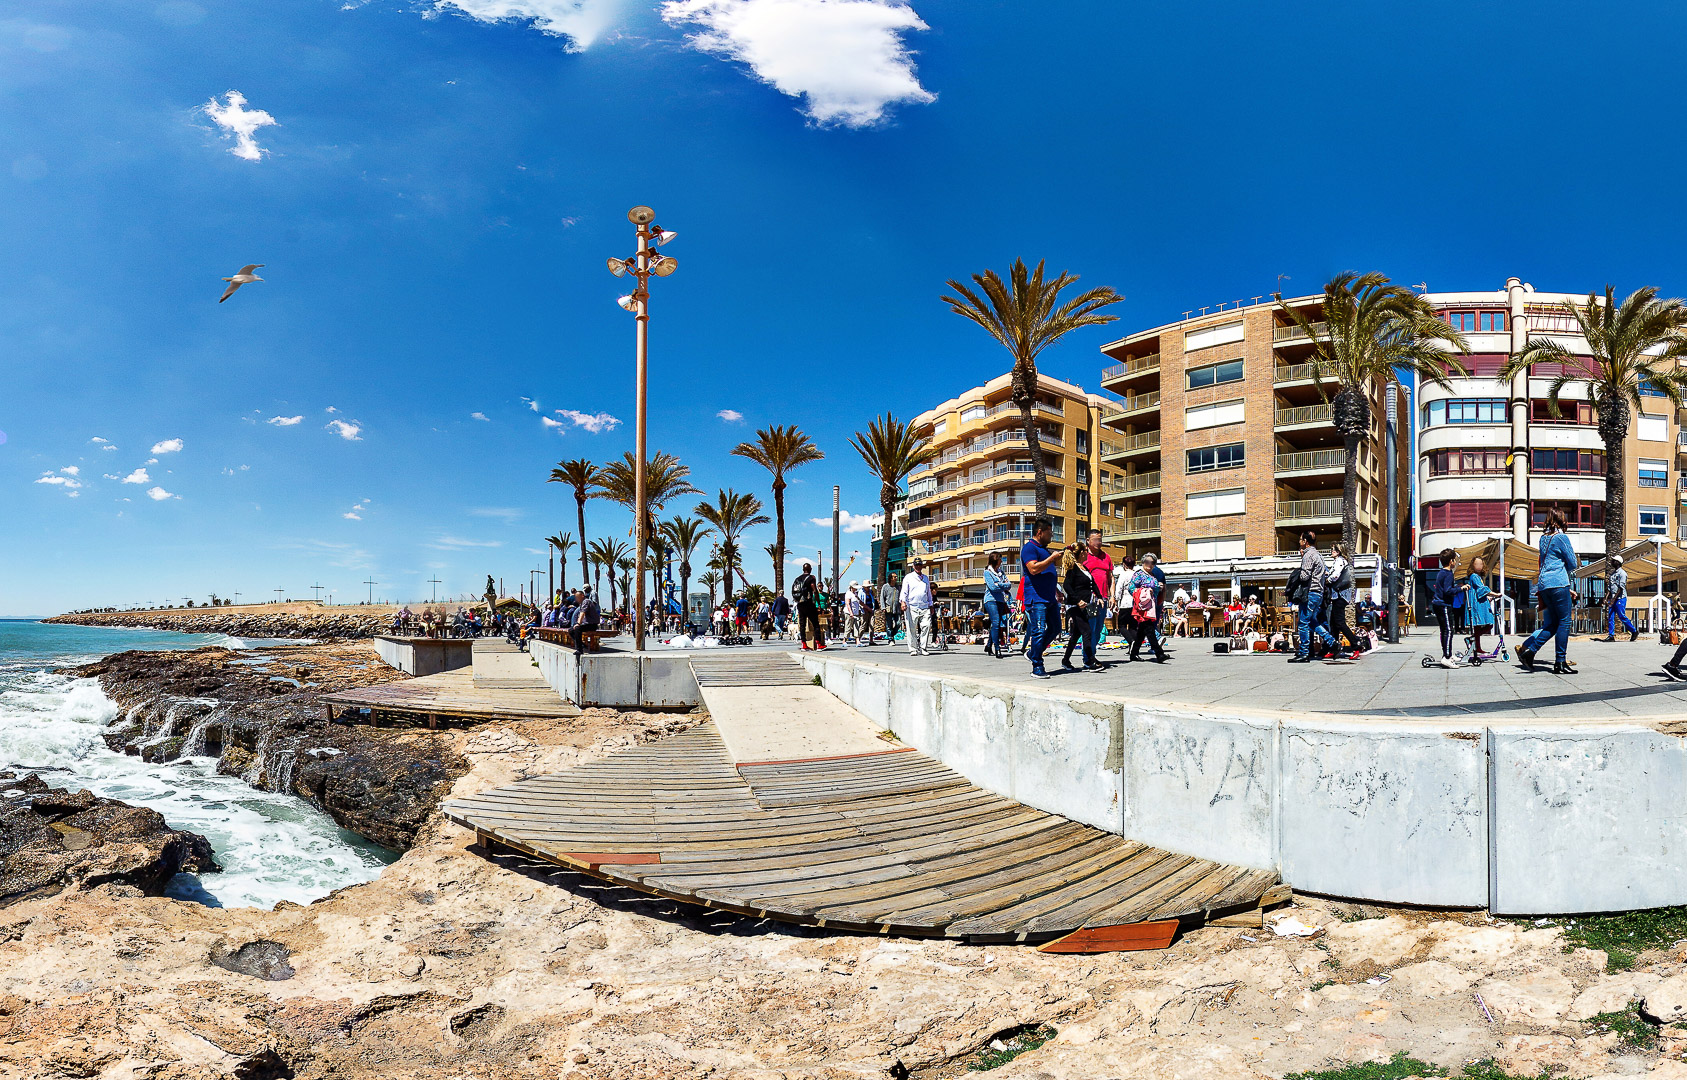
[1327,542,1360,657]
[1600,555,1639,642]
[1428,548,1460,666]
[1019,518,1063,679]
[1466,555,1495,656]
[1109,553,1136,636]
[1518,507,1578,674]
[843,582,865,645]
[879,576,902,645]
[983,552,1011,658]
[1289,530,1337,663]
[1122,554,1168,662]
[1060,545,1102,671]
[792,563,825,650]
[900,559,935,656]
[770,590,790,638]
[1080,529,1114,664]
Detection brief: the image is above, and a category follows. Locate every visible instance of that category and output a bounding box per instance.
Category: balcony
[1099,471,1162,500]
[907,478,961,504]
[1272,320,1329,344]
[1275,449,1346,476]
[1105,514,1161,542]
[1678,431,1687,453]
[1099,391,1160,423]
[1275,498,1343,525]
[1273,363,1319,384]
[1101,431,1161,460]
[1101,353,1161,385]
[1275,403,1334,429]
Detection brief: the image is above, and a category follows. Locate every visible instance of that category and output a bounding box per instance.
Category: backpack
[1131,583,1156,622]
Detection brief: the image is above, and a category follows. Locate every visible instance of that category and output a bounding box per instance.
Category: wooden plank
[560,852,661,868]
[1037,920,1179,954]
[735,747,914,769]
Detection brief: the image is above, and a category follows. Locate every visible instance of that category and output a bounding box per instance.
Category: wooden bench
[532,627,606,652]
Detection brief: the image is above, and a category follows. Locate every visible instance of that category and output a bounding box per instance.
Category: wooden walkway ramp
[442,714,1279,948]
[323,640,577,726]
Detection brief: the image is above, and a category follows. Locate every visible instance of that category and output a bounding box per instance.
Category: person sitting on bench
[572,587,600,656]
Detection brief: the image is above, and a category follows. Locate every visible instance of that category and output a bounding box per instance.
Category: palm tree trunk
[1339,437,1360,554]
[576,496,590,592]
[548,551,554,604]
[560,556,568,593]
[879,480,896,584]
[1604,431,1626,559]
[773,477,787,596]
[1014,361,1050,518]
[680,564,691,625]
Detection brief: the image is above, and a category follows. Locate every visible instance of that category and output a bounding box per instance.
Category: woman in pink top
[1080,529,1114,664]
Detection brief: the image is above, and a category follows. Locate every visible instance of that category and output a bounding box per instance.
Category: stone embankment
[45,608,390,640]
[0,773,217,906]
[74,644,462,850]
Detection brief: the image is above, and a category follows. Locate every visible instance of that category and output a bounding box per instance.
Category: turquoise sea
[0,618,395,908]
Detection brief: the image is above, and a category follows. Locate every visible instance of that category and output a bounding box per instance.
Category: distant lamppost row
[608,205,678,651]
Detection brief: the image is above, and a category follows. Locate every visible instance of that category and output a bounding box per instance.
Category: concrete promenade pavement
[782,631,1687,721]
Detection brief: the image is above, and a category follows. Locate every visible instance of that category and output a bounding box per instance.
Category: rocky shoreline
[72,643,462,850]
[45,608,391,640]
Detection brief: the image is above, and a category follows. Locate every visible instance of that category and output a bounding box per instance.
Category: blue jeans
[1297,591,1335,659]
[984,599,1006,654]
[1609,597,1636,636]
[1524,586,1573,663]
[1026,602,1055,674]
[1084,604,1105,663]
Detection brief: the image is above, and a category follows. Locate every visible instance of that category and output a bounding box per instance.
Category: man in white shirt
[844,582,867,645]
[900,559,935,657]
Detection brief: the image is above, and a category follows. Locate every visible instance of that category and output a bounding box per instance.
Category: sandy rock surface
[3,708,1686,1080]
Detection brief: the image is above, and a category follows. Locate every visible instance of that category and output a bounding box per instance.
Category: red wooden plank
[1036,919,1178,954]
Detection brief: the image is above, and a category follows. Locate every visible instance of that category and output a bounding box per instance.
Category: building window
[1639,459,1669,488]
[1075,429,1089,454]
[1076,461,1090,484]
[1422,501,1510,529]
[1423,398,1506,426]
[1640,379,1667,398]
[1187,488,1245,518]
[1430,449,1510,476]
[1443,311,1505,332]
[1530,501,1604,529]
[960,405,985,422]
[1184,319,1244,352]
[1530,399,1593,425]
[1642,507,1669,536]
[1530,449,1605,476]
[1187,442,1246,473]
[1076,491,1091,516]
[1639,414,1669,442]
[1186,358,1243,390]
[1187,536,1246,561]
[1443,354,1507,378]
[1186,398,1245,431]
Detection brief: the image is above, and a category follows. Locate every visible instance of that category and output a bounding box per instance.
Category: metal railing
[1272,320,1329,343]
[1102,430,1161,455]
[1273,363,1318,383]
[1100,471,1161,497]
[1275,449,1346,473]
[1275,498,1343,522]
[1101,353,1162,382]
[1105,514,1161,542]
[1275,403,1333,427]
[1100,391,1160,420]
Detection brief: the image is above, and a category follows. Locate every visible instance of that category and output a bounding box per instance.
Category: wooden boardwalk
[322,641,578,726]
[442,720,1279,947]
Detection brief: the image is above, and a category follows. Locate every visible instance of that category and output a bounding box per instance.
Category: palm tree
[851,413,937,585]
[616,556,634,616]
[696,489,769,603]
[698,569,723,614]
[1499,286,1687,558]
[544,532,574,594]
[660,516,713,627]
[731,426,823,596]
[596,451,700,605]
[1278,273,1470,552]
[587,537,631,611]
[547,459,599,590]
[942,259,1124,515]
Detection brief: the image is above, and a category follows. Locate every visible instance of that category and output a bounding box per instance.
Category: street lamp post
[608,205,678,652]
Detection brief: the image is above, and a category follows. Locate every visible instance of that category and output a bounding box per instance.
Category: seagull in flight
[218,264,264,303]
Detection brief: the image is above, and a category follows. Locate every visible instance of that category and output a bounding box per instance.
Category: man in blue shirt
[1019,517,1063,679]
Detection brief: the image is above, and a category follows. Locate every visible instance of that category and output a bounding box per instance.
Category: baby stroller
[1421,581,1507,667]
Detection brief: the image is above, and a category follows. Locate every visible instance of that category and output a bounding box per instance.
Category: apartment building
[1096,300,1411,571]
[905,373,1116,602]
[1416,276,1682,575]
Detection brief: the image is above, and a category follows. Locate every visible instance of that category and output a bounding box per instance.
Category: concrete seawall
[530,640,701,709]
[803,654,1687,915]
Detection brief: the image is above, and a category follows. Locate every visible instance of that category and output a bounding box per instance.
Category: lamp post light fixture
[608,204,678,652]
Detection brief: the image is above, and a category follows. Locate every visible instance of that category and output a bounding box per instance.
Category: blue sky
[5,0,1687,614]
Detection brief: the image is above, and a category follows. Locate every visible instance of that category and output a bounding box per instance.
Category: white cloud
[344,498,370,520]
[101,444,117,451]
[555,408,621,433]
[471,411,490,421]
[810,509,881,533]
[430,535,505,550]
[426,0,627,51]
[89,436,108,443]
[522,396,541,412]
[144,458,158,466]
[121,468,151,484]
[35,472,81,490]
[103,473,119,480]
[470,507,524,522]
[267,415,303,426]
[660,0,935,128]
[146,486,178,501]
[540,415,564,429]
[151,438,183,454]
[326,419,362,440]
[60,466,79,476]
[201,90,277,162]
[717,409,744,423]
[325,405,338,413]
